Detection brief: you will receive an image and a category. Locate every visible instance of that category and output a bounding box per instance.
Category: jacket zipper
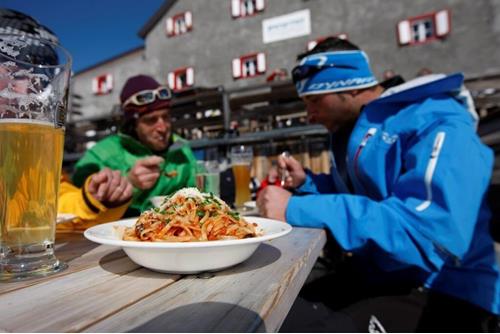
[414,132,460,265]
[353,127,377,179]
[416,131,446,212]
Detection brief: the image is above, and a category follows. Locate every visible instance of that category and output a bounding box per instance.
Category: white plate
[56,213,77,224]
[244,200,256,209]
[83,216,292,274]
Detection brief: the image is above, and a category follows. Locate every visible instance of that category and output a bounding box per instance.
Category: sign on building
[262,9,311,44]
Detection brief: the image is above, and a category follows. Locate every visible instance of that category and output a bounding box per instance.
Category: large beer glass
[0,34,72,280]
[230,145,253,209]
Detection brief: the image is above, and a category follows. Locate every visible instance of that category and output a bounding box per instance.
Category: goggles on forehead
[122,86,172,107]
[291,63,357,83]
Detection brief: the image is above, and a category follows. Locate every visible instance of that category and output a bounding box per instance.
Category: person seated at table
[57,168,133,232]
[258,37,500,332]
[72,75,197,217]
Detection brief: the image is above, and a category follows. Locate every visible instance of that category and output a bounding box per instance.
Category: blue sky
[2,0,166,72]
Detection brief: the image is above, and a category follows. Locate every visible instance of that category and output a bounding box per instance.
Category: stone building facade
[71,0,500,122]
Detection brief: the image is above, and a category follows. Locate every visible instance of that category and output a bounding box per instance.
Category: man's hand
[256,186,292,222]
[277,154,307,189]
[87,168,133,207]
[128,156,164,190]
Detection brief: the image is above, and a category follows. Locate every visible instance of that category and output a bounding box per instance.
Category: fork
[280,151,290,187]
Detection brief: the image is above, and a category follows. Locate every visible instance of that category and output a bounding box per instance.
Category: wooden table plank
[0,227,325,332]
[0,247,181,332]
[0,233,127,294]
[84,228,326,333]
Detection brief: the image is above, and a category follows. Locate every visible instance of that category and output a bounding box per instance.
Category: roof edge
[138,0,178,39]
[74,45,145,76]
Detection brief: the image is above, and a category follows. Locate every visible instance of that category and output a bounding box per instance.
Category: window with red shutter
[232,53,266,79]
[168,67,195,91]
[231,0,265,19]
[166,11,193,37]
[92,74,113,95]
[397,9,450,46]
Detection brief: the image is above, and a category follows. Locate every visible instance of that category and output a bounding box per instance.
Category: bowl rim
[84,217,292,249]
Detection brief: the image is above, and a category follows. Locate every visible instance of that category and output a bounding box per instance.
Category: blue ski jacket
[286,73,500,314]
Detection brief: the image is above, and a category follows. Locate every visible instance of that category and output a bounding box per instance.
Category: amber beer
[0,120,64,262]
[230,145,253,209]
[232,163,251,208]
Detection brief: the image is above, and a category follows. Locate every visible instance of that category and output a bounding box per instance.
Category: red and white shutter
[168,72,176,90]
[91,77,98,94]
[186,67,194,86]
[105,74,113,92]
[166,17,174,36]
[176,76,183,90]
[232,58,242,78]
[256,53,266,73]
[397,19,412,45]
[231,0,241,18]
[185,11,193,30]
[435,9,450,37]
[256,0,265,11]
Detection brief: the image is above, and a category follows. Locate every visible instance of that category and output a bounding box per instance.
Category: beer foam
[1,39,62,123]
[0,37,24,58]
[0,118,53,127]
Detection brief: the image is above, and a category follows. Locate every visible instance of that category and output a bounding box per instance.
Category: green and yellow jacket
[72,133,196,217]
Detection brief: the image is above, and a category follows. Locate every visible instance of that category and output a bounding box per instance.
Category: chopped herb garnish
[196,210,205,217]
[228,211,240,220]
[160,195,171,205]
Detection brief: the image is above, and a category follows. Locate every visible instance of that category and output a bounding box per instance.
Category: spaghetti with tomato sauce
[123,188,260,242]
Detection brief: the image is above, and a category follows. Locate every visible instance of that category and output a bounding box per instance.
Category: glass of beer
[195,160,220,196]
[230,145,253,209]
[0,34,72,280]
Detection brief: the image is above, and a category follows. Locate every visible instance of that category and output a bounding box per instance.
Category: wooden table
[0,227,326,332]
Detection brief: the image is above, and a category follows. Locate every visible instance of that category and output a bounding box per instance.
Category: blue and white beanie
[294,50,378,97]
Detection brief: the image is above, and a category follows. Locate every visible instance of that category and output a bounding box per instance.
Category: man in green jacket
[73,75,197,217]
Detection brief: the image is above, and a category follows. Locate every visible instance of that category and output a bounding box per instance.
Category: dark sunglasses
[123,86,172,107]
[291,63,357,83]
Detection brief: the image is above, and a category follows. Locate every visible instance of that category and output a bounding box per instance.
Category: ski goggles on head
[293,51,378,96]
[122,86,172,107]
[291,63,357,83]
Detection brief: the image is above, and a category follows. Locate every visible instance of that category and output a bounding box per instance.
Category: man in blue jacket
[257,37,500,331]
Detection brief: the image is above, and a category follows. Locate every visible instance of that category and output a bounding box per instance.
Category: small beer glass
[230,145,253,209]
[195,160,220,196]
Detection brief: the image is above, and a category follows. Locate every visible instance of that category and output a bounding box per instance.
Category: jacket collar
[118,133,187,156]
[376,72,464,104]
[369,72,478,128]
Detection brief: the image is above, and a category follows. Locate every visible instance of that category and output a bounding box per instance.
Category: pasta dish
[123,188,261,242]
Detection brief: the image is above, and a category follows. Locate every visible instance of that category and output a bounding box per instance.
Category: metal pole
[220,85,231,137]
